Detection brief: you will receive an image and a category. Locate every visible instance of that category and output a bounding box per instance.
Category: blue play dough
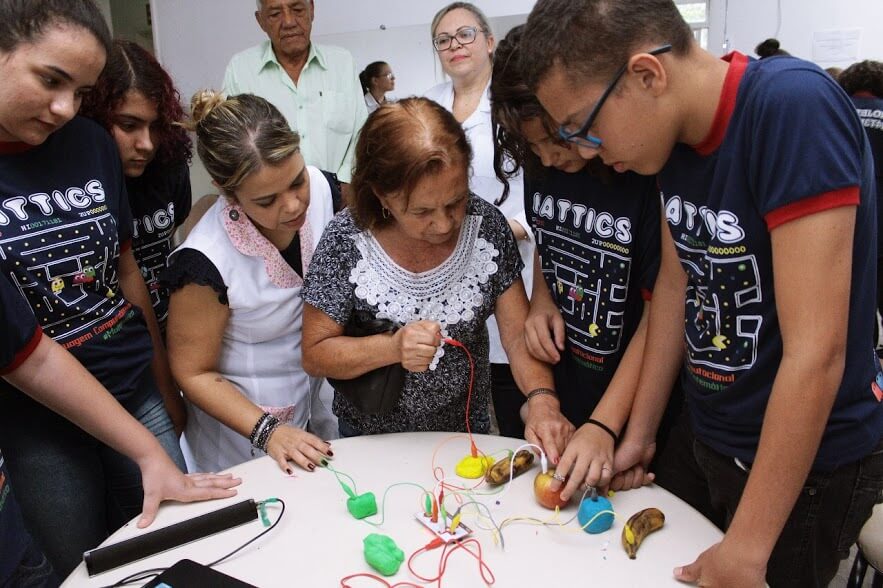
[578,496,614,534]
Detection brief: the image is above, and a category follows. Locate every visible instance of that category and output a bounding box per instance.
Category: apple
[534,469,569,509]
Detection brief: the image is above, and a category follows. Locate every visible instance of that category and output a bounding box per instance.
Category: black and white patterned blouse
[302,195,523,434]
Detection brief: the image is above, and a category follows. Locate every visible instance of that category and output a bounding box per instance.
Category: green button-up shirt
[223,40,367,182]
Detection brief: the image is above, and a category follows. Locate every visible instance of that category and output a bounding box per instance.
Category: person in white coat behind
[165,91,334,474]
[424,2,534,436]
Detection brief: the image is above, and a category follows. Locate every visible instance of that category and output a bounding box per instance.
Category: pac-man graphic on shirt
[873,372,883,402]
[711,334,729,351]
[51,277,64,294]
[588,323,601,338]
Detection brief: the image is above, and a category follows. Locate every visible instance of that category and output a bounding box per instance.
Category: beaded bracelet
[526,388,558,401]
[586,418,620,445]
[255,415,281,452]
[249,413,272,446]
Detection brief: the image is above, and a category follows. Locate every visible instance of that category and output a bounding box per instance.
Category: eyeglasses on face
[433,26,483,52]
[558,44,673,150]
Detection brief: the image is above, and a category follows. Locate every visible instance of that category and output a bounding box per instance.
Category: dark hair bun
[756,38,786,58]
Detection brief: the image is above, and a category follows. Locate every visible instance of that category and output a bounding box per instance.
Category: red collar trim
[692,52,749,156]
[0,142,35,155]
[853,91,877,99]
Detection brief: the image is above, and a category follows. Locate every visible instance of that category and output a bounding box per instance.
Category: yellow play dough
[455,455,495,478]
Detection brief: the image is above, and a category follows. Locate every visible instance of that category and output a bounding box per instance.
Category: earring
[382,207,390,219]
[229,209,240,221]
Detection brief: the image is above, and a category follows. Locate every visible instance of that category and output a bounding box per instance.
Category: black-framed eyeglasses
[558,44,672,150]
[433,26,483,52]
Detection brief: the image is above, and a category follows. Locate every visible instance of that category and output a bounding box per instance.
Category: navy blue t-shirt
[851,95,883,260]
[0,117,154,410]
[660,53,883,470]
[0,273,42,583]
[127,161,192,328]
[525,165,660,423]
[851,95,883,184]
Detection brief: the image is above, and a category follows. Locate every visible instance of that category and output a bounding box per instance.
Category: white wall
[150,0,531,198]
[150,0,532,108]
[95,0,113,30]
[110,0,155,53]
[710,0,883,64]
[311,0,534,36]
[318,14,526,99]
[151,0,883,199]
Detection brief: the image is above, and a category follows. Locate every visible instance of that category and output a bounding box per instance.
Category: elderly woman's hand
[395,320,442,372]
[523,395,576,465]
[266,425,332,474]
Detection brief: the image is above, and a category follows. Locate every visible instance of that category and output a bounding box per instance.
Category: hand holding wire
[395,320,442,372]
[522,398,575,465]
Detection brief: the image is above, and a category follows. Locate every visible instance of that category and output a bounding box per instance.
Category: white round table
[63,432,723,587]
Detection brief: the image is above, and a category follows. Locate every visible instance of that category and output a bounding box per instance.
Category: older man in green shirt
[223,0,368,185]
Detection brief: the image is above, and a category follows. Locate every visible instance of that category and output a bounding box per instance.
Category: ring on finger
[551,472,566,483]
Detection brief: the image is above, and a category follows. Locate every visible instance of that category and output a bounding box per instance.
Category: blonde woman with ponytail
[165,91,336,474]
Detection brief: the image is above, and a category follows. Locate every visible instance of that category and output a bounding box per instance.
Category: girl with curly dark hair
[490,24,667,495]
[81,39,193,330]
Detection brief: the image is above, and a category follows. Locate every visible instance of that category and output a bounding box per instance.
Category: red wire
[407,538,496,587]
[443,338,478,458]
[339,574,423,588]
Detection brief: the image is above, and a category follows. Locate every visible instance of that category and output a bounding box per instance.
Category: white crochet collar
[349,214,499,369]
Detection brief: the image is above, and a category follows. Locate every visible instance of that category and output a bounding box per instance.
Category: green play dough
[363,533,404,576]
[347,492,378,519]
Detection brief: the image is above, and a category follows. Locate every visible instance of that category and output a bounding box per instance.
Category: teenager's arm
[524,251,566,363]
[552,300,651,501]
[118,248,186,434]
[613,216,687,480]
[3,335,240,528]
[676,206,855,586]
[497,278,575,462]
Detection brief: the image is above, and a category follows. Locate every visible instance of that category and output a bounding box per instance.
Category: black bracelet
[254,416,280,452]
[249,413,272,447]
[586,418,619,445]
[256,417,281,452]
[526,388,558,401]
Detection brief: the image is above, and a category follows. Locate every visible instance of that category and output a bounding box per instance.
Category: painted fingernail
[308,463,315,471]
[327,450,334,457]
[321,459,328,466]
[286,468,293,475]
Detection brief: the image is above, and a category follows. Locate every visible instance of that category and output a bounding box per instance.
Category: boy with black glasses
[521,1,883,586]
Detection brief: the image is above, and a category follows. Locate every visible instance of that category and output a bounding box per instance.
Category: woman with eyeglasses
[424,2,534,439]
[490,24,672,499]
[360,61,395,114]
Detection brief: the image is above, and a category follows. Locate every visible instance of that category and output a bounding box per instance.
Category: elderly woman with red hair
[302,97,573,460]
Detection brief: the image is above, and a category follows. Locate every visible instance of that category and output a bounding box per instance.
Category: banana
[484,449,535,485]
[621,507,665,559]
